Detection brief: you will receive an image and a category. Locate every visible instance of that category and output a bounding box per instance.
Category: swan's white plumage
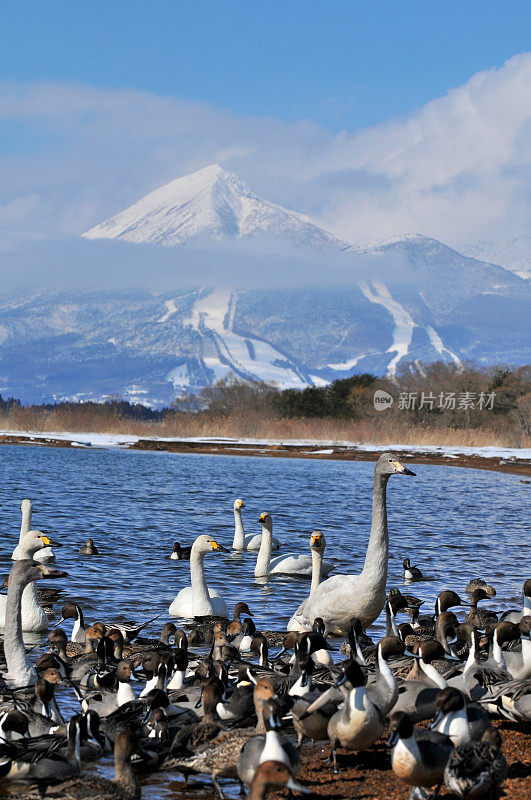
[169,534,228,618]
[0,528,53,631]
[232,499,280,551]
[287,453,415,634]
[254,515,334,578]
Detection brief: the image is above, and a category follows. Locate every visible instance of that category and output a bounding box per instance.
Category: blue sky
[1,1,530,284]
[2,1,530,131]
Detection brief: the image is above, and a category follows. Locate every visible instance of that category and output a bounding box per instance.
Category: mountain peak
[82,164,343,249]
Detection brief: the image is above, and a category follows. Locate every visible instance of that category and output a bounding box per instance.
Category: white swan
[287,531,331,630]
[254,514,335,578]
[0,529,62,631]
[169,535,228,618]
[4,559,67,687]
[232,499,280,551]
[285,453,415,634]
[12,499,55,563]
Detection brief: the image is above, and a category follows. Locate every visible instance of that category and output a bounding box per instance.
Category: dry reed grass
[0,406,528,449]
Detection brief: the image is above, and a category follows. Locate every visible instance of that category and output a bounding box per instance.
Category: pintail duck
[431,687,491,746]
[227,601,254,638]
[320,660,385,774]
[166,676,277,795]
[248,760,309,800]
[444,727,507,799]
[388,710,453,798]
[0,729,142,800]
[464,589,498,629]
[465,578,496,596]
[5,715,84,781]
[393,640,458,722]
[237,697,300,787]
[499,578,531,624]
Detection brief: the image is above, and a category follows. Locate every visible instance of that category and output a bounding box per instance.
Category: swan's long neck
[310,548,323,594]
[254,524,273,578]
[190,548,213,615]
[12,538,46,630]
[19,502,32,543]
[232,509,245,549]
[360,472,390,592]
[5,569,37,687]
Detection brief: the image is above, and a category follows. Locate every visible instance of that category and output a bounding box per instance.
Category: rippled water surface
[0,445,528,797]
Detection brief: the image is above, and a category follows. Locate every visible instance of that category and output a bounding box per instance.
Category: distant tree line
[0,362,528,439]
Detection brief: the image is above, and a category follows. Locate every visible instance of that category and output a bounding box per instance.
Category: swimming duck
[444,727,507,799]
[232,499,280,551]
[169,535,228,618]
[79,538,99,555]
[403,558,423,582]
[254,515,335,579]
[56,602,87,643]
[388,710,453,798]
[285,454,415,634]
[82,660,137,716]
[465,578,496,596]
[170,541,192,560]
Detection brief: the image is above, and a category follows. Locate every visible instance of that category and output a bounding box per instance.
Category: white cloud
[0,52,530,264]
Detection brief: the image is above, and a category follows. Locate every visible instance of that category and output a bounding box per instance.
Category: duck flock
[0,452,529,800]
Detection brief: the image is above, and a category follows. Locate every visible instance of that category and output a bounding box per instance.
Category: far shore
[0,430,530,477]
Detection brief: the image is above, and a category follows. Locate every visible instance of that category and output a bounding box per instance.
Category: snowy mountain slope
[83,164,345,249]
[461,236,531,280]
[0,169,527,405]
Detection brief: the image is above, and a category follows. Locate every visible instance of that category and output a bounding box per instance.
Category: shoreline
[0,430,530,476]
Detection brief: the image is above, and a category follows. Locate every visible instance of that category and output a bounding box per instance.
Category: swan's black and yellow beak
[392,460,416,476]
[209,540,227,552]
[38,534,62,548]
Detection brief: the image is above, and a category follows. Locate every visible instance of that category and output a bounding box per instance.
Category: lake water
[0,445,528,797]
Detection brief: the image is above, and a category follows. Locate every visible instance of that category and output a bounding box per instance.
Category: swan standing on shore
[4,560,67,687]
[232,499,280,550]
[286,453,415,633]
[169,535,228,618]
[254,515,335,578]
[0,529,62,631]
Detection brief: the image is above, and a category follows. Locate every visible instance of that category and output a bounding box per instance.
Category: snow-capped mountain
[0,167,527,406]
[83,164,344,249]
[461,236,531,280]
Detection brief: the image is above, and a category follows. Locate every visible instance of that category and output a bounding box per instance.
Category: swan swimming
[285,453,415,633]
[12,499,55,563]
[232,499,280,551]
[0,529,62,631]
[169,534,228,618]
[254,515,335,579]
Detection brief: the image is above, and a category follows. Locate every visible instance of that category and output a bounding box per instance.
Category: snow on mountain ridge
[83,163,344,248]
